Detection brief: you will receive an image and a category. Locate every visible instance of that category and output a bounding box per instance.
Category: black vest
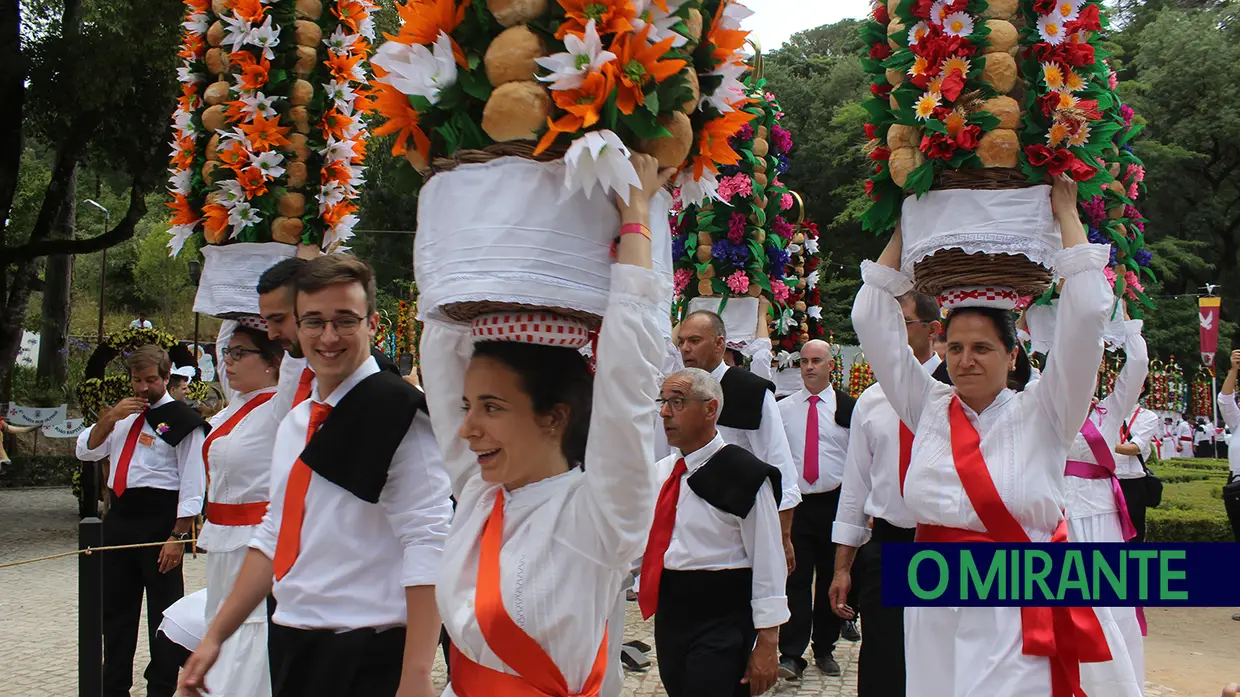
[299,371,428,503]
[717,367,776,431]
[146,400,210,447]
[827,387,856,430]
[687,444,783,518]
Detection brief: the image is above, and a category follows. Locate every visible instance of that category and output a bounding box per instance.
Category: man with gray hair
[639,368,788,697]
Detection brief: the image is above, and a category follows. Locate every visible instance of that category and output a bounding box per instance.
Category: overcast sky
[739,0,872,51]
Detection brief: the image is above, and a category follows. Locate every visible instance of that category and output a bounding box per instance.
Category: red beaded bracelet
[619,223,651,240]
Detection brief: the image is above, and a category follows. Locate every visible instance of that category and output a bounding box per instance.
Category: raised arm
[1029,180,1113,444]
[850,224,938,430]
[1102,319,1149,423]
[418,318,477,499]
[1221,351,1240,431]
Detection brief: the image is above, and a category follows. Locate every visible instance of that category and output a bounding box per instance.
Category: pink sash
[1065,417,1139,542]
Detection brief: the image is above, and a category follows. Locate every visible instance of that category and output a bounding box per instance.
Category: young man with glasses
[181,254,453,697]
[642,367,788,697]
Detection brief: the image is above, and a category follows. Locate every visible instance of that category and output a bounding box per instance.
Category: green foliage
[0,455,81,489]
[1147,457,1233,542]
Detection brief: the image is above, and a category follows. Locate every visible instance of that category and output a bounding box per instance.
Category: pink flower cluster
[1124,270,1144,299]
[771,280,789,302]
[717,174,753,201]
[725,270,749,294]
[771,216,794,240]
[1120,104,1135,126]
[780,193,794,211]
[1108,69,1119,90]
[771,125,793,153]
[1128,182,1141,200]
[673,268,692,294]
[1103,266,1117,287]
[728,212,746,243]
[1082,196,1106,226]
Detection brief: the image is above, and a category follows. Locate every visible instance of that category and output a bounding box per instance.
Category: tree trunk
[37,165,76,386]
[0,260,40,405]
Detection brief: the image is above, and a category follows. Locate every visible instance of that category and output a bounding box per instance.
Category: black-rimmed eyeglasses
[298,315,364,337]
[656,397,710,412]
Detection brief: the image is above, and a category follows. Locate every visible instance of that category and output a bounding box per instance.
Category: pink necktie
[804,395,820,484]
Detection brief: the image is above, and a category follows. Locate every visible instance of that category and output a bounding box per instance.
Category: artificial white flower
[787,243,802,254]
[806,269,820,288]
[317,181,346,214]
[563,130,642,204]
[239,91,280,120]
[183,12,209,35]
[220,14,251,54]
[219,127,252,151]
[321,137,357,163]
[166,224,197,257]
[807,305,823,320]
[675,169,720,208]
[929,0,951,25]
[168,169,193,196]
[357,14,376,42]
[1053,0,1081,22]
[176,67,203,84]
[253,150,286,180]
[701,58,748,113]
[324,79,356,109]
[804,237,820,255]
[776,350,801,368]
[372,31,458,105]
[774,308,796,334]
[173,109,197,137]
[632,0,690,48]
[246,16,281,60]
[1037,14,1067,45]
[908,21,930,46]
[215,179,246,208]
[324,26,361,56]
[941,11,973,37]
[324,214,359,253]
[719,0,753,31]
[228,202,261,238]
[536,20,616,91]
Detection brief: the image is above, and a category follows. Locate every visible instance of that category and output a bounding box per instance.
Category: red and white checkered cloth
[471,312,592,348]
[236,315,269,331]
[938,286,1021,312]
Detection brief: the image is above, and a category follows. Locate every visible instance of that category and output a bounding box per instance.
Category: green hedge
[0,454,80,488]
[1147,458,1233,542]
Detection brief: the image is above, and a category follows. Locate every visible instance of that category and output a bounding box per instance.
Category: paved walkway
[0,488,1183,696]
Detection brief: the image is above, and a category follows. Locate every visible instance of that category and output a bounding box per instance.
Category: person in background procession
[644,367,787,697]
[852,178,1139,697]
[168,366,195,403]
[775,339,856,680]
[1216,349,1240,541]
[131,311,154,329]
[76,345,209,697]
[829,290,944,697]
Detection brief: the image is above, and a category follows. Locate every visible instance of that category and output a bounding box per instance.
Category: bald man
[775,340,856,679]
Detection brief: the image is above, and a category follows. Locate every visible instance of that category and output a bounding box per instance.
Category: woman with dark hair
[852,178,1140,697]
[193,320,283,696]
[420,153,673,697]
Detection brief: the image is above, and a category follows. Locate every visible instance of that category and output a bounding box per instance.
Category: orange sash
[915,396,1111,697]
[450,491,610,697]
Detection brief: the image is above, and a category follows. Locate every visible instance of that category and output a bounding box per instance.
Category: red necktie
[292,367,314,407]
[804,395,821,484]
[273,401,332,580]
[639,458,687,620]
[898,422,913,497]
[112,410,149,497]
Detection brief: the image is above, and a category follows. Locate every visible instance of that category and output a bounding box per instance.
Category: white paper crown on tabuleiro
[471,312,592,349]
[939,286,1020,312]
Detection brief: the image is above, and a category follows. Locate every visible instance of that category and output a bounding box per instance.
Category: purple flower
[771,124,793,153]
[156,423,170,435]
[1134,249,1152,267]
[767,245,791,279]
[1082,197,1106,227]
[719,164,742,177]
[736,123,754,142]
[1087,226,1107,246]
[775,154,791,175]
[711,238,750,268]
[1108,244,1118,265]
[771,216,795,241]
[672,235,687,260]
[728,213,746,243]
[1120,104,1135,127]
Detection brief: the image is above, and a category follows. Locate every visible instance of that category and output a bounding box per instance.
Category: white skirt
[205,547,271,697]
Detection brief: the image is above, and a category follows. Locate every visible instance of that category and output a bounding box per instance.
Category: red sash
[202,391,275,479]
[915,397,1112,697]
[205,500,267,526]
[450,491,609,697]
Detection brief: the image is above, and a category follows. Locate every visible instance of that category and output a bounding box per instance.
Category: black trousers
[269,622,406,697]
[1223,475,1240,542]
[655,569,756,697]
[101,488,184,697]
[857,519,916,697]
[780,489,853,668]
[1118,477,1148,543]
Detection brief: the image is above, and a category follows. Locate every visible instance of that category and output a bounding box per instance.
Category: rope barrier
[0,538,199,570]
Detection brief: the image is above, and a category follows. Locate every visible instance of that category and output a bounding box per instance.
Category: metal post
[78,460,99,519]
[85,200,110,344]
[79,515,103,697]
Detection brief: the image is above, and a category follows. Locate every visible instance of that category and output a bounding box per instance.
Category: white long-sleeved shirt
[197,387,280,553]
[660,433,789,629]
[1219,392,1240,475]
[249,356,453,630]
[832,353,942,547]
[851,244,1111,541]
[423,264,667,697]
[1065,320,1149,514]
[778,386,852,494]
[708,361,801,510]
[76,391,207,518]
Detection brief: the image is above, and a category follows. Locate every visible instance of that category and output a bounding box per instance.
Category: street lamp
[188,259,202,381]
[83,199,109,344]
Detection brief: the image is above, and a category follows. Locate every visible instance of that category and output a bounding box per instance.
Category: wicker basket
[431,142,570,173]
[932,167,1036,191]
[912,248,1053,297]
[441,301,603,328]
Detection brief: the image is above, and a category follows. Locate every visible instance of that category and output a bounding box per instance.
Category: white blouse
[1218,391,1240,476]
[197,386,281,553]
[851,244,1111,540]
[1064,320,1148,519]
[421,264,668,695]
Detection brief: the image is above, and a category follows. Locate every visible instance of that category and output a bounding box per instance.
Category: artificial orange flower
[326,51,364,83]
[535,69,615,154]
[231,52,271,91]
[557,0,636,40]
[692,107,756,178]
[171,136,197,169]
[202,203,230,243]
[237,166,269,199]
[179,34,204,62]
[705,3,749,63]
[371,83,431,158]
[323,160,354,185]
[321,108,357,140]
[231,0,266,23]
[218,140,250,171]
[390,0,469,66]
[167,195,199,226]
[177,85,200,113]
[323,200,357,229]
[333,0,369,33]
[352,84,376,115]
[239,112,292,152]
[610,25,686,114]
[185,0,210,13]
